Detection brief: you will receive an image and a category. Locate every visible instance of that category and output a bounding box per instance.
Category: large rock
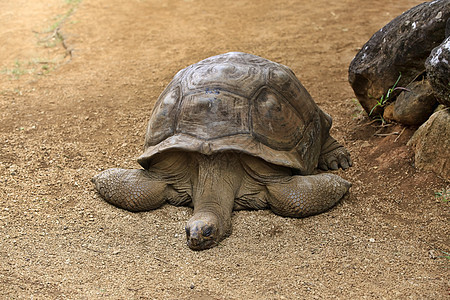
[425,35,450,107]
[349,1,450,116]
[392,80,438,125]
[408,108,450,180]
[446,15,450,37]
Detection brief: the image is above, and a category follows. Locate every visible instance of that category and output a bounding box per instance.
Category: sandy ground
[0,0,448,299]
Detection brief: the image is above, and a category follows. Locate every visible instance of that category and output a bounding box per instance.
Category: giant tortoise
[92,52,352,250]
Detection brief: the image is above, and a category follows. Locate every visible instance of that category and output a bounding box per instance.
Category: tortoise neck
[191,153,243,234]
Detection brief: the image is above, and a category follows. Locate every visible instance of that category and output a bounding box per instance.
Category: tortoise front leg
[92,152,192,212]
[266,174,351,218]
[92,168,179,212]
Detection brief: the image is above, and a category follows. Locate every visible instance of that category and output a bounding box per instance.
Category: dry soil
[0,0,448,299]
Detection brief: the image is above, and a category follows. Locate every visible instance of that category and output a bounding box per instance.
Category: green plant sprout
[369,72,408,116]
[435,188,449,203]
[439,250,450,260]
[1,58,56,79]
[1,60,34,79]
[351,98,365,119]
[65,0,82,4]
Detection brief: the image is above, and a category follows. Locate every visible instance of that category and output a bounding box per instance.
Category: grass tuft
[369,73,404,116]
[439,250,450,260]
[435,188,449,203]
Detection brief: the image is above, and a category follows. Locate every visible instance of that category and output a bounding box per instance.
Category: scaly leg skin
[318,136,352,171]
[92,168,174,212]
[266,174,351,218]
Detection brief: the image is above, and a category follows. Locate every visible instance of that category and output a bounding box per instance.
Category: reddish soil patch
[1,0,448,299]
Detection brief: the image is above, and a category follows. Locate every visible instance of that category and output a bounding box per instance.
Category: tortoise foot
[319,137,352,170]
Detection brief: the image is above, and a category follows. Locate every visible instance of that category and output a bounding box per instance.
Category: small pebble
[361,141,371,148]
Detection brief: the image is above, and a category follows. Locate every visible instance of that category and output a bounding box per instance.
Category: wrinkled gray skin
[92,52,352,251]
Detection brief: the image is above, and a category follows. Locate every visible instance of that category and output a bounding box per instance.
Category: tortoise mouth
[186,238,218,251]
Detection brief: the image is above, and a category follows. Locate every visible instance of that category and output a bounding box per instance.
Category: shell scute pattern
[145,85,180,145]
[251,87,303,150]
[139,52,331,174]
[185,60,265,97]
[176,91,250,140]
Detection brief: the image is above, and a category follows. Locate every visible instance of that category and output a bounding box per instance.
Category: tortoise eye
[203,226,213,237]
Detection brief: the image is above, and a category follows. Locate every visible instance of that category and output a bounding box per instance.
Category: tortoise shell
[138,52,332,175]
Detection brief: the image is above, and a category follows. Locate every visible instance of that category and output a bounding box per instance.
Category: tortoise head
[185,212,224,250]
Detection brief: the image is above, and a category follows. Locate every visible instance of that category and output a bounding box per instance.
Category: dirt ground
[0,0,448,299]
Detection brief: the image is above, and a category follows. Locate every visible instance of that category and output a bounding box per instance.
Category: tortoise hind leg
[318,136,352,171]
[266,174,351,218]
[92,168,182,212]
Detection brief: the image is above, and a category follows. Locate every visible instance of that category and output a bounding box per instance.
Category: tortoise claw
[329,160,339,170]
[319,162,329,171]
[339,157,350,170]
[319,145,352,171]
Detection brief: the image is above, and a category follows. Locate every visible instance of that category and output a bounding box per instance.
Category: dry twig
[374,132,400,137]
[394,127,406,142]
